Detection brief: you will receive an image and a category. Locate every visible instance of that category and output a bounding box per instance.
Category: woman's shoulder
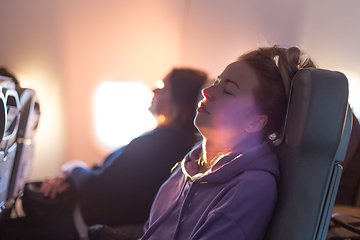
[125,127,186,149]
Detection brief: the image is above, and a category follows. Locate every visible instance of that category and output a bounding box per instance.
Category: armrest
[328,212,360,239]
[88,224,144,240]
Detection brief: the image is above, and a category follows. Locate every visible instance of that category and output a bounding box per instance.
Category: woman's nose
[202,87,212,100]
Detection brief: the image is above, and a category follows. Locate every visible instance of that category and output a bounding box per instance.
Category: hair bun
[278,46,316,97]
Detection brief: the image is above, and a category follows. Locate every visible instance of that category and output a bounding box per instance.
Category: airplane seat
[264,68,351,240]
[6,87,40,203]
[0,78,20,217]
[0,86,7,213]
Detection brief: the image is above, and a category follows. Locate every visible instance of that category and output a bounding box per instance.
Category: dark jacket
[67,126,191,226]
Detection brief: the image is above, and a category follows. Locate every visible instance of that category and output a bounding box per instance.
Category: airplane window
[333,68,360,119]
[94,81,157,148]
[344,71,360,119]
[350,86,360,118]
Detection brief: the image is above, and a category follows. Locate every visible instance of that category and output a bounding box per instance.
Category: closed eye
[213,76,220,85]
[215,76,234,95]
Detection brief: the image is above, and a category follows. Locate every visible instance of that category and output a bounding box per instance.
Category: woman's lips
[198,103,210,114]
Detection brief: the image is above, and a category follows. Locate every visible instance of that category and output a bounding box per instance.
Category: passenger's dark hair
[238,45,316,141]
[168,68,208,148]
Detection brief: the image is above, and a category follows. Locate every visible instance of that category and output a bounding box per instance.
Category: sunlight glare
[155,80,164,89]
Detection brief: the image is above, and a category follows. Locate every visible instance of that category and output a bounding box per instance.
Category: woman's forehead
[220,60,259,90]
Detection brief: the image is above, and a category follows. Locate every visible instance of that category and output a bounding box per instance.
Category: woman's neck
[201,134,262,170]
[202,140,229,166]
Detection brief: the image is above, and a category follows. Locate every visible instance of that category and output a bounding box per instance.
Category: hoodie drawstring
[141,177,188,239]
[172,180,202,240]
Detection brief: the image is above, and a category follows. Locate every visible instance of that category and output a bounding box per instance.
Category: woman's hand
[41,172,71,199]
[40,160,87,199]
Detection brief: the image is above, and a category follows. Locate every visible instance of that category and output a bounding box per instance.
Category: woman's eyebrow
[224,79,239,89]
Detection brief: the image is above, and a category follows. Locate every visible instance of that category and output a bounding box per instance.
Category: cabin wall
[0,0,359,180]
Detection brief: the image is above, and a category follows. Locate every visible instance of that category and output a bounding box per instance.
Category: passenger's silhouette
[0,68,208,240]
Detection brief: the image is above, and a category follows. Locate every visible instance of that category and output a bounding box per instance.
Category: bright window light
[352,86,360,119]
[94,81,157,148]
[340,69,360,119]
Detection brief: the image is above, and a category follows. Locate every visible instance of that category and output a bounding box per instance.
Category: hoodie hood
[181,141,280,184]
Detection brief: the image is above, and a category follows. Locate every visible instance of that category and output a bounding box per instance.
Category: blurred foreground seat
[0,76,40,220]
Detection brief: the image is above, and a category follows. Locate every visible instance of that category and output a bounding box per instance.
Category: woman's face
[149,73,174,119]
[195,60,261,140]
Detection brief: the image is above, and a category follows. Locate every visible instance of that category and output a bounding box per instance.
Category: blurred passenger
[141,46,315,240]
[0,68,207,240]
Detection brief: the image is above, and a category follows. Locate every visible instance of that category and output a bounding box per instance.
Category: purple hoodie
[141,141,280,240]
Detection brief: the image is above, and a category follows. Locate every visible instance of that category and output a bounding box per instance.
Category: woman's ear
[245,115,268,133]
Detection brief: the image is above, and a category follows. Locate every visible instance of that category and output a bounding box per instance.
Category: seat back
[0,88,6,211]
[264,68,352,240]
[0,78,20,212]
[7,87,40,200]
